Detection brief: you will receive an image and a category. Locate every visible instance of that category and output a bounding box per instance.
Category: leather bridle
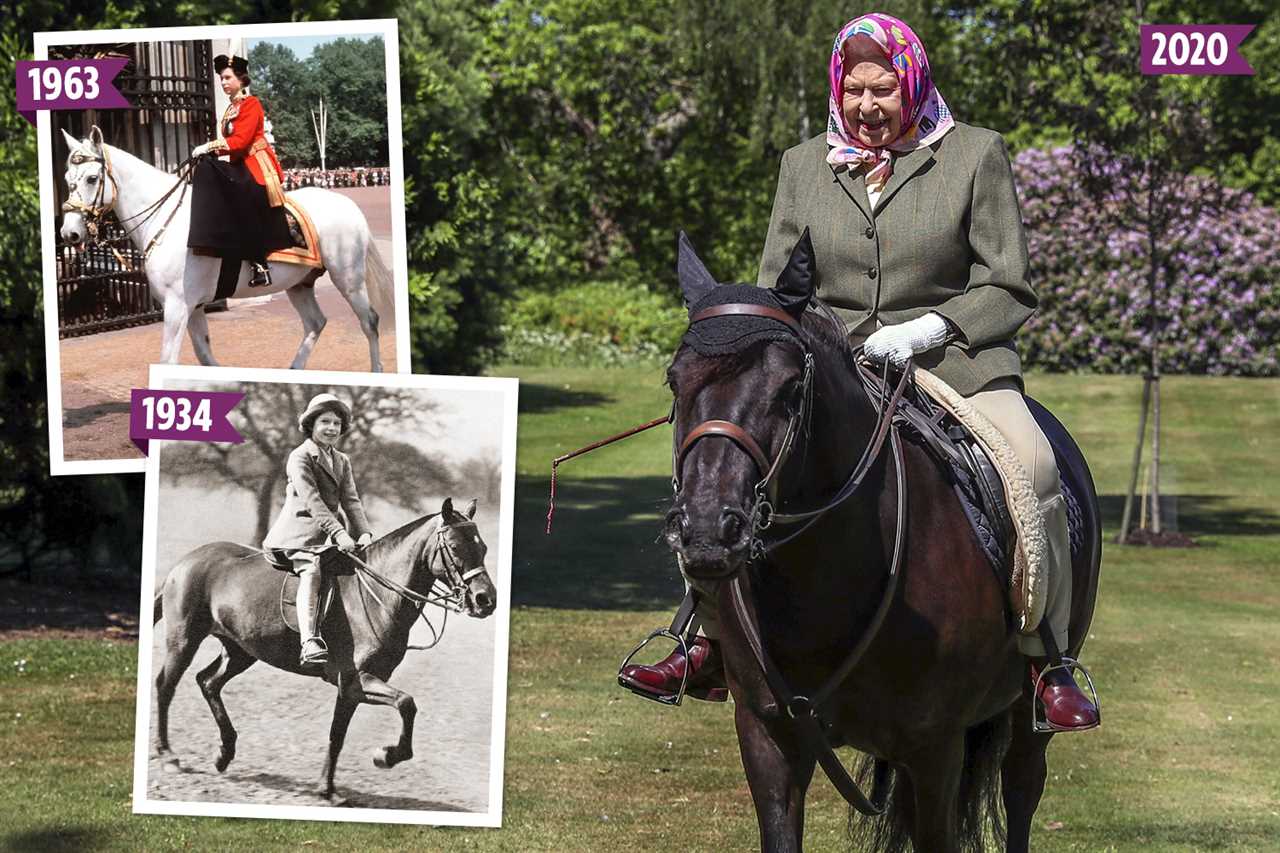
[61,142,196,266]
[676,301,914,817]
[675,303,910,563]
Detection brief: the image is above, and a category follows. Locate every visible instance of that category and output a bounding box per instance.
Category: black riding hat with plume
[213,53,249,75]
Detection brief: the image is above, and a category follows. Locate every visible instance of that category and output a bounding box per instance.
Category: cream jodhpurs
[682,377,1071,658]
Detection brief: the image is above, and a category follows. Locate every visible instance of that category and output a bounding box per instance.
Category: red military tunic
[213,93,285,206]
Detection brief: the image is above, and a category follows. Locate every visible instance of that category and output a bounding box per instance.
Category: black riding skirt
[187,156,292,261]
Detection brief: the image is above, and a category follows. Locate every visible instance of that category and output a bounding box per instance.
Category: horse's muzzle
[665,503,753,579]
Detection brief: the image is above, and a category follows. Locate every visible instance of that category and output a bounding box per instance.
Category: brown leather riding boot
[1032,663,1099,731]
[618,636,728,702]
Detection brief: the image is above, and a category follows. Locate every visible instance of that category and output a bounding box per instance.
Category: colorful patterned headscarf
[825,13,954,176]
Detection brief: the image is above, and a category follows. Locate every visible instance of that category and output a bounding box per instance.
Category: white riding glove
[191,142,214,158]
[357,533,373,547]
[334,531,358,553]
[863,312,952,367]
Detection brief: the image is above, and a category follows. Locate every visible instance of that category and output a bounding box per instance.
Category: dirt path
[145,612,495,814]
[58,187,401,463]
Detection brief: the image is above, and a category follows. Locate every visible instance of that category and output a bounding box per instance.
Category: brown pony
[151,498,497,802]
[664,233,1100,852]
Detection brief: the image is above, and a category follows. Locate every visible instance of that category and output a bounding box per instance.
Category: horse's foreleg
[734,704,816,853]
[285,283,327,370]
[350,671,416,769]
[904,736,966,853]
[1002,698,1051,853]
[194,640,255,773]
[319,690,359,802]
[160,295,192,364]
[185,306,219,366]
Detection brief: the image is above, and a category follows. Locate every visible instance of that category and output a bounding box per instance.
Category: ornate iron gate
[52,40,217,336]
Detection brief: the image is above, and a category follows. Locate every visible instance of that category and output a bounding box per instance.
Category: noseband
[675,303,909,560]
[425,520,490,602]
[61,149,120,238]
[61,143,195,265]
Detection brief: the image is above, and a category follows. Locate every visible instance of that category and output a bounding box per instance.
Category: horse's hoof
[215,751,234,773]
[372,747,392,769]
[319,791,348,807]
[161,757,181,774]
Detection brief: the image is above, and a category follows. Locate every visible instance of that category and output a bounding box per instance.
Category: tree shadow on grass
[513,474,684,611]
[517,382,611,415]
[1098,494,1280,538]
[1,826,107,853]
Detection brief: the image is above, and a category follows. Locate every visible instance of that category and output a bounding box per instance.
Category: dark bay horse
[152,498,497,802]
[665,233,1101,852]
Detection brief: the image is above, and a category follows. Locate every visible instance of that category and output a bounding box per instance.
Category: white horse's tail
[365,238,394,324]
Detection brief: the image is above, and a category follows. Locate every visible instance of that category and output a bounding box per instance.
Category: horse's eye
[86,175,98,184]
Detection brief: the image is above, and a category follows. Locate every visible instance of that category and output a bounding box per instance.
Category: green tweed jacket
[756,122,1036,395]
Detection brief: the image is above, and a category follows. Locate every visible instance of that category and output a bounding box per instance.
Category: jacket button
[867,267,878,280]
[864,226,875,239]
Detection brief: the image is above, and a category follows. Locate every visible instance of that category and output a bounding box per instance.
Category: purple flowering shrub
[1012,147,1280,375]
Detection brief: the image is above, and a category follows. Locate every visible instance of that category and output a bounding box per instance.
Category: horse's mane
[364,511,442,567]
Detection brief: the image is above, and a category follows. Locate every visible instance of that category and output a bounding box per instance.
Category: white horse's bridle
[61,139,191,266]
[61,147,119,238]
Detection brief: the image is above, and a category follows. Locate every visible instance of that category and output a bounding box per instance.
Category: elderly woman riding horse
[620,13,1099,733]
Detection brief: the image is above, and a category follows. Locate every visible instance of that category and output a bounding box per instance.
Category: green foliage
[499,281,686,365]
[249,36,389,168]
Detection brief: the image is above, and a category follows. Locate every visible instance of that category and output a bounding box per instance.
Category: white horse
[58,126,391,371]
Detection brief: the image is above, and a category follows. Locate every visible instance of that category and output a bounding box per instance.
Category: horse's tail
[364,235,394,326]
[153,592,164,624]
[846,711,1011,853]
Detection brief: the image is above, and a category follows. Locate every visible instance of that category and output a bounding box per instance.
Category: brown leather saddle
[889,380,1087,594]
[264,548,356,635]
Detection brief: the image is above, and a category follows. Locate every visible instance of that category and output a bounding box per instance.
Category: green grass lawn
[2,369,1278,851]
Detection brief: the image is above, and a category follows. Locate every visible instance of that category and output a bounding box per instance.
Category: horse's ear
[465,498,477,519]
[774,227,816,319]
[677,230,717,311]
[441,497,454,517]
[60,129,81,154]
[88,125,104,151]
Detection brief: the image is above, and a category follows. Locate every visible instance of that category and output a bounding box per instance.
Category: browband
[689,303,804,336]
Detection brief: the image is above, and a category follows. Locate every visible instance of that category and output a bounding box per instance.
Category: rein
[546,300,917,815]
[259,519,488,653]
[62,146,197,269]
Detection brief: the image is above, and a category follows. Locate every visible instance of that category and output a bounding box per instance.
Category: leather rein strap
[681,302,911,817]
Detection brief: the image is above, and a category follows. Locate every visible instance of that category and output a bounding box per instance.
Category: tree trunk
[1117,375,1152,544]
[255,465,283,546]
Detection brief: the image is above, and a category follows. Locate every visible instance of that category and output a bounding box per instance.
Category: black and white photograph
[131,365,514,826]
[35,21,410,474]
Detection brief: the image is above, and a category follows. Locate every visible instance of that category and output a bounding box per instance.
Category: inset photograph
[35,21,410,473]
[132,366,515,826]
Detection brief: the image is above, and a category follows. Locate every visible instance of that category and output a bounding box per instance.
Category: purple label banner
[129,390,245,456]
[1141,25,1255,76]
[15,59,131,124]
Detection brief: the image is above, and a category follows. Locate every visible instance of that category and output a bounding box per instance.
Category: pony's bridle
[675,301,913,817]
[674,303,910,562]
[423,519,490,610]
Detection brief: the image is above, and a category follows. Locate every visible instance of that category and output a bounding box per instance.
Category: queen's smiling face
[311,411,344,447]
[841,38,903,148]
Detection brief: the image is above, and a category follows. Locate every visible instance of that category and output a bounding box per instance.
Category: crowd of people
[281,166,390,190]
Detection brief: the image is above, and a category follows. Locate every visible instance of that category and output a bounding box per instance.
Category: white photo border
[131,364,516,827]
[36,20,413,477]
